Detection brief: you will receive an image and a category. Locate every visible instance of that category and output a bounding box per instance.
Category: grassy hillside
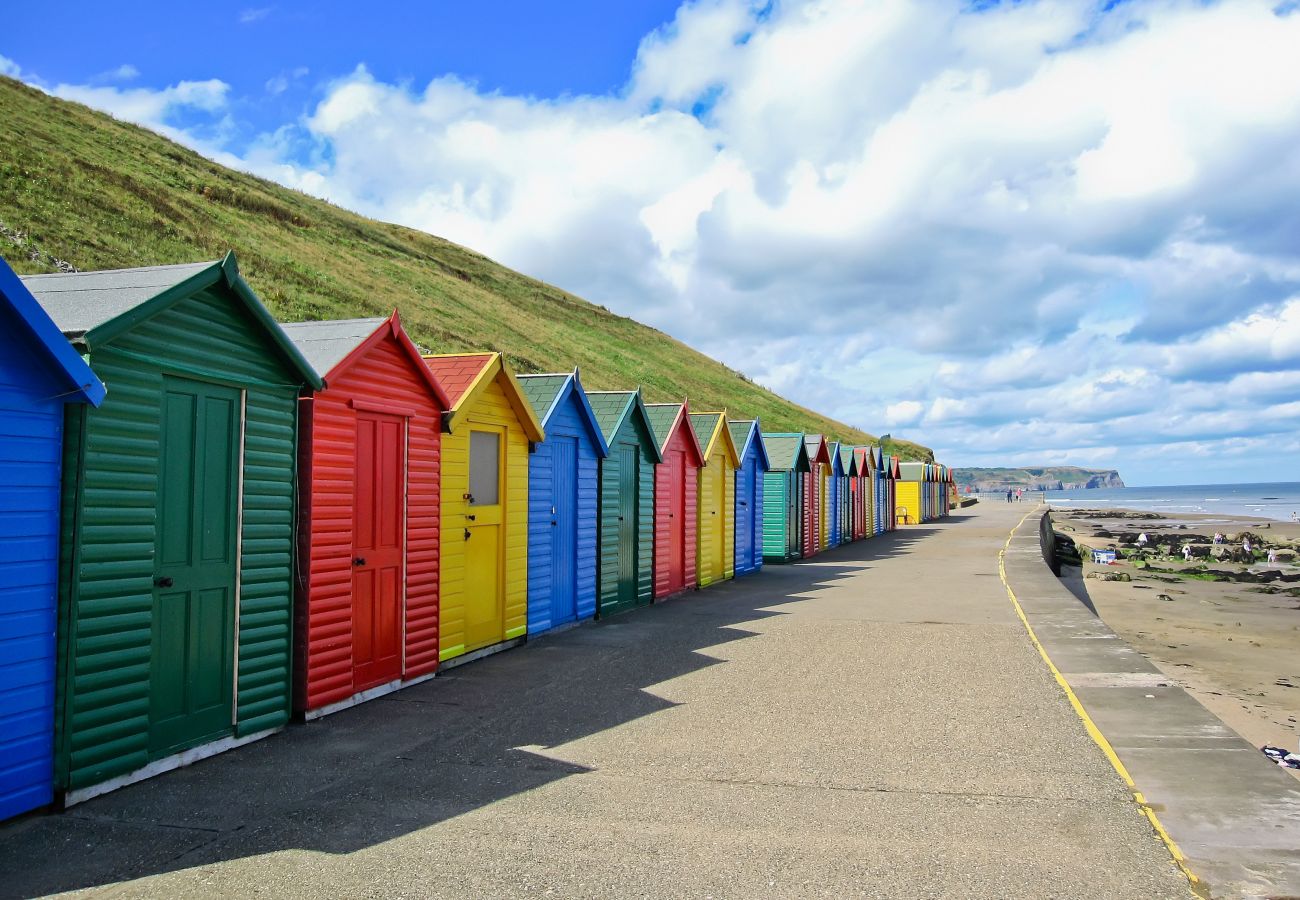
[954,467,1124,490]
[0,77,931,459]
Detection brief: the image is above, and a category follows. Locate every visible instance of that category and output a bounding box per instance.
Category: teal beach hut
[0,259,104,821]
[518,370,609,635]
[728,418,770,577]
[23,255,321,804]
[760,433,810,563]
[586,389,661,617]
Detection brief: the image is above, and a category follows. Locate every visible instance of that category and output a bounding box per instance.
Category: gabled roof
[584,389,664,463]
[281,312,449,407]
[644,401,705,465]
[516,369,609,457]
[727,419,771,472]
[21,252,322,390]
[888,456,902,478]
[689,411,740,468]
[899,461,926,481]
[837,443,857,477]
[0,257,104,406]
[828,441,846,476]
[852,446,877,474]
[762,433,811,472]
[422,352,544,440]
[803,434,832,467]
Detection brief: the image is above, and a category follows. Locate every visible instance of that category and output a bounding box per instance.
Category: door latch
[353,557,367,566]
[153,576,174,588]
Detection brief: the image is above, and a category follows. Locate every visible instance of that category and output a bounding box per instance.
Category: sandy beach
[1050,506,1300,777]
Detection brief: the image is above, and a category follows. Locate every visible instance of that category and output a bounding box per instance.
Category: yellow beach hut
[423,352,545,663]
[896,461,926,526]
[690,411,741,588]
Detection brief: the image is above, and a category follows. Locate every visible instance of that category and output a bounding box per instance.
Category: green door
[151,377,241,756]
[616,444,638,610]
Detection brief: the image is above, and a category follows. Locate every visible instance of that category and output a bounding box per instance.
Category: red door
[352,412,405,690]
[668,449,686,592]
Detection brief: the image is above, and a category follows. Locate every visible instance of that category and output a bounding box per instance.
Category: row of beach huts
[0,252,955,820]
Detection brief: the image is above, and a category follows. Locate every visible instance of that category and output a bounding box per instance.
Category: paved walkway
[0,504,1187,898]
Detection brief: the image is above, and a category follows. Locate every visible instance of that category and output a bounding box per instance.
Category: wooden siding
[695,445,735,588]
[0,317,65,819]
[897,481,922,526]
[526,388,600,634]
[295,335,441,712]
[596,413,656,616]
[54,285,302,792]
[761,471,798,562]
[438,376,530,660]
[652,425,698,599]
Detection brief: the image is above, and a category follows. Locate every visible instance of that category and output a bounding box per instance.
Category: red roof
[423,353,494,408]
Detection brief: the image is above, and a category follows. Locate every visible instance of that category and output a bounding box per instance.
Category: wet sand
[1050,507,1300,777]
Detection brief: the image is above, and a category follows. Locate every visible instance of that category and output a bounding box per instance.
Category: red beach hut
[645,401,705,599]
[283,314,449,718]
[801,435,831,558]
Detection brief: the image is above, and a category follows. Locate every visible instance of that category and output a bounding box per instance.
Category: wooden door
[668,450,685,592]
[710,462,726,576]
[735,462,754,569]
[151,377,240,756]
[549,437,579,625]
[352,412,405,690]
[616,445,638,609]
[465,426,505,650]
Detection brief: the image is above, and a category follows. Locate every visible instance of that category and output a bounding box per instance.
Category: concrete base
[1004,509,1300,899]
[437,637,525,670]
[303,671,438,721]
[62,727,281,808]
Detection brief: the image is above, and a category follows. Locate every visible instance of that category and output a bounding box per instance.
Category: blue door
[550,437,579,625]
[735,461,754,572]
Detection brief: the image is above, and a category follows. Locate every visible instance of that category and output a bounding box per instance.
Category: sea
[1036,482,1300,523]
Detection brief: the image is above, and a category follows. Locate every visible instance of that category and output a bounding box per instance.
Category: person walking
[1006,489,1013,503]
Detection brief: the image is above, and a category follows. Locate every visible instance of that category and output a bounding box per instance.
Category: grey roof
[763,433,808,471]
[21,261,216,337]
[281,318,387,378]
[899,461,927,480]
[515,373,570,424]
[644,403,683,454]
[585,391,636,442]
[727,420,754,456]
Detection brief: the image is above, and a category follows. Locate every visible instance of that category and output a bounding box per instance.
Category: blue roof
[0,258,104,406]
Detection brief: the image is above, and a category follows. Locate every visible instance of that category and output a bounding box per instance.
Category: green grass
[0,77,933,459]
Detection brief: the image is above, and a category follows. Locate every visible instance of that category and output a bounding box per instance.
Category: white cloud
[239,7,273,24]
[17,0,1300,483]
[1,54,22,78]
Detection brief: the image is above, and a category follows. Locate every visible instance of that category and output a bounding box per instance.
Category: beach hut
[802,435,831,557]
[0,260,104,821]
[728,419,769,577]
[826,442,844,549]
[690,411,741,588]
[517,370,609,635]
[844,446,866,542]
[281,315,448,718]
[22,255,321,803]
[760,433,810,564]
[877,449,891,534]
[586,390,661,617]
[897,461,927,527]
[422,353,544,663]
[645,402,705,599]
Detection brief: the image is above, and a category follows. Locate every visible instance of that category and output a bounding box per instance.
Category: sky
[4,0,1300,486]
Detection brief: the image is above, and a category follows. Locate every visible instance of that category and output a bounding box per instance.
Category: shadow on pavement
[0,521,955,897]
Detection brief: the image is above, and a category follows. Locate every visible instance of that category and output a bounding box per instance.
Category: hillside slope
[0,77,931,459]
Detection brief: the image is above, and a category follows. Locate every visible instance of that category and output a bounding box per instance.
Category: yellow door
[465,425,505,651]
[711,460,726,578]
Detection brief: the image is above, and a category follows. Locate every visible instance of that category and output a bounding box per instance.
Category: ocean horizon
[1022,481,1300,522]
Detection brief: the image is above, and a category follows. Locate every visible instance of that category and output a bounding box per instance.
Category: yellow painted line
[998,508,1204,897]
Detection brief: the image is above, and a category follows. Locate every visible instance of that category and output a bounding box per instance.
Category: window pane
[469,431,500,506]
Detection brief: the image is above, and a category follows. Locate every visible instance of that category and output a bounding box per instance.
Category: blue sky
[4,1,1300,486]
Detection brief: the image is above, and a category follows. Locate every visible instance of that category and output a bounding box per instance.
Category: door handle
[466,514,476,521]
[154,576,174,588]
[353,557,367,566]
[464,529,471,540]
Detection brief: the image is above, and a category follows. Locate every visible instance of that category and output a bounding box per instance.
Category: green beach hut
[23,255,321,803]
[586,389,662,617]
[760,433,811,563]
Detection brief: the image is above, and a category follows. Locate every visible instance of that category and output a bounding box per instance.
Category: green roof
[586,390,634,443]
[728,419,753,455]
[644,403,683,453]
[689,412,723,454]
[763,433,808,471]
[515,373,570,422]
[838,443,855,475]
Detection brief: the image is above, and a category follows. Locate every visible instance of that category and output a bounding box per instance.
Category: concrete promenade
[0,504,1188,898]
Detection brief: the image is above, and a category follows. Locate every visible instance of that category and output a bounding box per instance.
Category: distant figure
[1006,489,1013,503]
[1292,511,1298,523]
[1242,537,1252,557]
[1182,544,1193,562]
[1213,532,1223,545]
[1137,533,1149,546]
[1015,489,1022,502]
[1267,548,1278,565]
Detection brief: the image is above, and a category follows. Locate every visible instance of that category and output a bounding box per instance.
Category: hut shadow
[0,534,909,897]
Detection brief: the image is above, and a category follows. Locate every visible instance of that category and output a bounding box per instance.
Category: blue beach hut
[827,442,845,549]
[518,370,609,635]
[728,419,770,578]
[0,259,104,821]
